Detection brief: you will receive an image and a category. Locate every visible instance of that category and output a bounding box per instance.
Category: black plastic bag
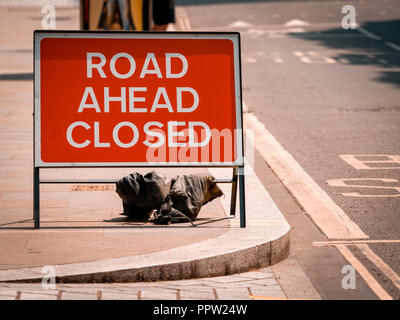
[115,172,223,224]
[152,174,224,225]
[115,171,172,220]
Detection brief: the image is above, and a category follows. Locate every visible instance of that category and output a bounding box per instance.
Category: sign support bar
[33,166,245,229]
[33,167,40,229]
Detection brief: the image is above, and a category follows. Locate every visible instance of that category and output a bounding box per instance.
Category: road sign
[33,31,245,230]
[34,31,243,167]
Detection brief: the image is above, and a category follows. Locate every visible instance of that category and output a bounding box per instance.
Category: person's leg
[117,0,133,31]
[105,0,117,30]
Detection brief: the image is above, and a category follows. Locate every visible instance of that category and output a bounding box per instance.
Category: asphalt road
[177,0,400,299]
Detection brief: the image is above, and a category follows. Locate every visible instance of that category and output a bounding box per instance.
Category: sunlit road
[178,0,400,299]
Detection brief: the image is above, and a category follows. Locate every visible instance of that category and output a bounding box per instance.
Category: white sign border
[34,31,244,168]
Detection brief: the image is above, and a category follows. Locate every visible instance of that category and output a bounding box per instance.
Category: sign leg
[230,167,238,216]
[34,167,40,229]
[239,167,246,228]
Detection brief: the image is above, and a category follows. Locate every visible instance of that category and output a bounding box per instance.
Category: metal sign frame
[33,30,246,229]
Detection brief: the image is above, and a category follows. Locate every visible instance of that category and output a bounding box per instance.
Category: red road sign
[34,31,243,167]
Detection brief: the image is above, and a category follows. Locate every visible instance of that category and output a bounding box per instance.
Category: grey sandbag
[151,174,224,225]
[115,171,172,219]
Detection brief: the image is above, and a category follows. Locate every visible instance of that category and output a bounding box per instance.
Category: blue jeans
[105,0,133,31]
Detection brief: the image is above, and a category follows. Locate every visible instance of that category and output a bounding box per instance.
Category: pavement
[0,267,292,300]
[0,3,291,289]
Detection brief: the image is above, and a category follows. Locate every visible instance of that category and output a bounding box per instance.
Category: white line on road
[357,26,400,52]
[357,27,382,41]
[339,154,400,170]
[335,245,392,300]
[244,108,368,239]
[356,244,400,292]
[313,240,400,246]
[385,41,400,52]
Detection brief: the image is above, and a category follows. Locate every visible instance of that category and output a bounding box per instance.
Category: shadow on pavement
[288,19,400,87]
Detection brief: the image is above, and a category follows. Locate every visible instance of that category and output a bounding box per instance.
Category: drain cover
[71,185,115,191]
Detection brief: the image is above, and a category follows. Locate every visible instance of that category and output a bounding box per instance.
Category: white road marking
[293,51,311,63]
[357,27,382,41]
[285,27,305,34]
[293,51,303,57]
[339,154,400,170]
[301,57,312,63]
[249,51,283,64]
[307,51,336,64]
[284,19,309,27]
[335,244,392,300]
[229,20,253,28]
[313,240,400,246]
[323,57,336,64]
[326,178,400,198]
[246,58,257,63]
[339,58,350,64]
[385,41,400,52]
[293,51,335,64]
[357,244,400,292]
[243,108,368,239]
[357,26,400,52]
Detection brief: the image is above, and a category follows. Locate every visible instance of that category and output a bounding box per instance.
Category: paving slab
[0,268,294,300]
[20,291,57,300]
[215,288,250,300]
[0,290,18,300]
[180,289,215,300]
[141,288,178,300]
[249,286,287,300]
[60,291,97,300]
[101,291,138,300]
